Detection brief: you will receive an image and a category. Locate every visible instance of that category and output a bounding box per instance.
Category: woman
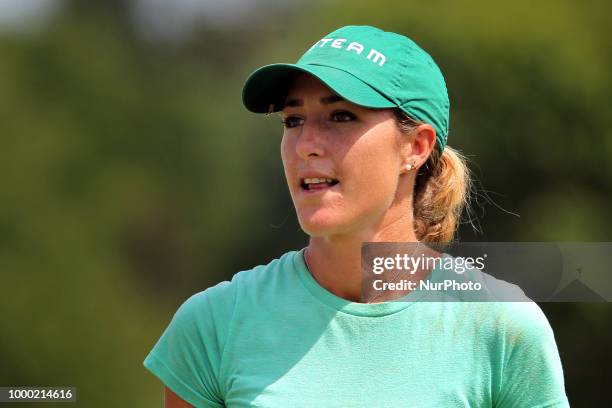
[144,25,569,407]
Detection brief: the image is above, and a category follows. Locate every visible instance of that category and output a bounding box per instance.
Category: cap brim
[242,63,396,113]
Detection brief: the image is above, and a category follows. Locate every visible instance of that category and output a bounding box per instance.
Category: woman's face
[280,73,409,237]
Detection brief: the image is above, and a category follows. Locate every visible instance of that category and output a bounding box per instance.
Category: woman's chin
[297,210,347,236]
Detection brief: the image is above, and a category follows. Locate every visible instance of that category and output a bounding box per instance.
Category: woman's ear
[402,124,436,170]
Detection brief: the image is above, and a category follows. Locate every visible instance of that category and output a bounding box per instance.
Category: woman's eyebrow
[321,95,345,105]
[284,94,346,107]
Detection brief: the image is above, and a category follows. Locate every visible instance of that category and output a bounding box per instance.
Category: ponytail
[393,110,472,243]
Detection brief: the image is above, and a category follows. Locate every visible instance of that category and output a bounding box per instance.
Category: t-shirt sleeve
[143,281,236,407]
[494,302,570,408]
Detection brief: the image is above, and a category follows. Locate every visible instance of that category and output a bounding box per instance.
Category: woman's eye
[331,111,356,122]
[281,116,303,128]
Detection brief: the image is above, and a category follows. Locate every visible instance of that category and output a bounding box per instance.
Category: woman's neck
[304,211,419,303]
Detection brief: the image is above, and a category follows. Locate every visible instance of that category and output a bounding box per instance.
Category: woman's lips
[299,179,340,194]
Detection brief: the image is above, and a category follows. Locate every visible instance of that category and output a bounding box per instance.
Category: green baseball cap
[242,25,450,151]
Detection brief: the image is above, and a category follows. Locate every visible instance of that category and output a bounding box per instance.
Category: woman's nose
[295,119,326,159]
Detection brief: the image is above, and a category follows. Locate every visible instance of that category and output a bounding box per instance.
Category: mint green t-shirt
[143,249,569,407]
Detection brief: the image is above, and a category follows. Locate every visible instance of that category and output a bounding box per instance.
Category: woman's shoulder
[451,300,557,360]
[430,253,556,344]
[176,249,302,318]
[228,248,302,287]
[439,255,555,340]
[490,301,556,346]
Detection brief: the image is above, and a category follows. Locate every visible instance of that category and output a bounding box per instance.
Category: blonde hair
[393,109,472,243]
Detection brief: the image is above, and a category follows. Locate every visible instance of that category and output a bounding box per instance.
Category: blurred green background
[0,0,610,406]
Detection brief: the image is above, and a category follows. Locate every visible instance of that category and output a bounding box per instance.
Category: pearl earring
[405,163,415,171]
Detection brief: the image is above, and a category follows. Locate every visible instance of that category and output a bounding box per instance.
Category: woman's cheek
[280,137,298,191]
[343,162,382,211]
[357,155,399,208]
